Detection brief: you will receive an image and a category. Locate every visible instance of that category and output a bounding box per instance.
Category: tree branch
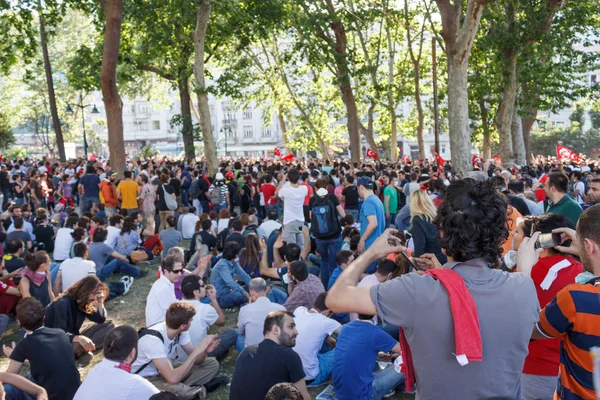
[136,64,176,81]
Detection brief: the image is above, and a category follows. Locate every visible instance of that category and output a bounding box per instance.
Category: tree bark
[178,76,195,161]
[386,22,397,160]
[512,106,526,164]
[38,12,65,161]
[522,108,537,158]
[363,105,378,152]
[194,0,218,175]
[278,106,291,155]
[99,0,126,175]
[479,99,492,159]
[414,73,425,160]
[496,51,517,165]
[436,0,487,174]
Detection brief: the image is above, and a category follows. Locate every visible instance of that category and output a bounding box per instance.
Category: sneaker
[383,390,395,398]
[120,276,134,295]
[204,375,230,393]
[137,269,149,278]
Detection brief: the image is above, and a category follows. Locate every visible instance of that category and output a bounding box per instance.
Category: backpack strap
[134,328,165,375]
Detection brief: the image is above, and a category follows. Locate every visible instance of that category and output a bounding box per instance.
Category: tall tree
[434,0,487,173]
[99,0,126,174]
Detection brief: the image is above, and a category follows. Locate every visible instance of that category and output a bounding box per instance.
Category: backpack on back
[310,195,340,239]
[189,178,201,199]
[210,185,222,205]
[134,328,165,375]
[243,225,258,237]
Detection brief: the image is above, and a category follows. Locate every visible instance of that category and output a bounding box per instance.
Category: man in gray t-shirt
[159,227,183,257]
[327,179,540,400]
[89,228,142,280]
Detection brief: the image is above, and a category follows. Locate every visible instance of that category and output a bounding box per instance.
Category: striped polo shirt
[537,277,600,399]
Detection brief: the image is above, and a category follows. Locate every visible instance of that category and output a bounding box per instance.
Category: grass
[0,239,414,400]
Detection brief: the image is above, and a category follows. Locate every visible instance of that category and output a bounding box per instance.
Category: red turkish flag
[493,155,502,164]
[366,148,379,159]
[274,148,281,157]
[471,155,482,166]
[556,146,580,161]
[281,154,294,162]
[401,154,411,163]
[434,150,445,166]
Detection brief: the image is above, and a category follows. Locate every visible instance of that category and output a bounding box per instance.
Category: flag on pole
[556,146,580,161]
[274,147,281,157]
[366,148,379,159]
[281,154,294,162]
[434,149,445,166]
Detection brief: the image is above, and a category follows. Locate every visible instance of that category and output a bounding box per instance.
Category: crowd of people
[0,153,599,399]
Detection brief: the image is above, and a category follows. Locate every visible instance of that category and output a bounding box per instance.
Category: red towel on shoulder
[399,268,482,389]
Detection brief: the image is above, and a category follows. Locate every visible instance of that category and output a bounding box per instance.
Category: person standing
[209,173,229,215]
[383,175,398,228]
[544,172,582,226]
[79,165,101,213]
[117,171,139,216]
[357,176,386,273]
[277,169,308,248]
[341,175,360,223]
[99,173,119,218]
[138,174,157,234]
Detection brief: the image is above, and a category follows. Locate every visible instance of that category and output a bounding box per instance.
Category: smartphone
[400,251,419,272]
[535,233,562,249]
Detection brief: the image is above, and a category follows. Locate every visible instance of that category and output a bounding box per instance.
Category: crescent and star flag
[274,148,281,157]
[366,148,379,159]
[556,146,580,162]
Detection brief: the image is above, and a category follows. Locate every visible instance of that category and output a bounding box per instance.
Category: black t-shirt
[33,225,55,253]
[225,232,246,249]
[507,194,531,217]
[10,327,81,400]
[342,185,360,209]
[198,230,217,251]
[12,182,23,198]
[0,171,9,190]
[198,177,210,201]
[230,339,305,400]
[157,184,175,211]
[170,178,181,196]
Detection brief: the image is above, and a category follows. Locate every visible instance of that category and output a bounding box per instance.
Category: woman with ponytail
[20,250,54,307]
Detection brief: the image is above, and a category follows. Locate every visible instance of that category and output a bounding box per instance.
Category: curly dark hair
[434,179,508,265]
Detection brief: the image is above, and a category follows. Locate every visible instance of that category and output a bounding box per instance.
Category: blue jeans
[2,188,10,207]
[217,290,248,309]
[214,202,227,215]
[207,328,237,360]
[4,376,36,400]
[387,213,397,228]
[396,204,411,231]
[310,350,336,386]
[50,263,61,287]
[316,236,342,289]
[345,208,359,223]
[82,196,99,213]
[181,188,190,207]
[235,332,246,353]
[267,287,288,305]
[98,258,141,281]
[371,365,405,400]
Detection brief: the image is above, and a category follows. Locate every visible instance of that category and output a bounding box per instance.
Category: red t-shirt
[522,255,583,376]
[260,183,277,206]
[302,183,313,206]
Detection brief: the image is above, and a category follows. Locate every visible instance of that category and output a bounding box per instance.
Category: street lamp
[66,95,99,158]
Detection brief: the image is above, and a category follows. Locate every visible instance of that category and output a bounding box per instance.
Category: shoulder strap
[134,328,165,375]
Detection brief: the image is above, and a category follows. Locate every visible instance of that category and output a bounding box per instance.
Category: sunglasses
[172,269,184,274]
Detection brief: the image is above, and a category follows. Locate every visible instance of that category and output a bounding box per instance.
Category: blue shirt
[210,258,251,297]
[80,174,100,198]
[333,321,398,400]
[115,231,140,256]
[328,266,343,290]
[359,194,386,249]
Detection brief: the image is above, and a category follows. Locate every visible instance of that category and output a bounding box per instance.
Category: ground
[0,239,414,400]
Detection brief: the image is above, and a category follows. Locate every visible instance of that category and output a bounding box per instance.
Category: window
[153,121,161,130]
[243,107,253,120]
[138,104,149,114]
[244,125,253,138]
[262,126,272,137]
[131,105,135,113]
[223,107,234,121]
[225,128,234,138]
[554,121,565,127]
[139,121,149,131]
[441,144,447,154]
[591,74,598,84]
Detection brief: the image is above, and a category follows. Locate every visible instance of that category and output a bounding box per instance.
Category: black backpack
[310,195,340,239]
[189,178,201,199]
[134,328,174,375]
[217,228,230,252]
[243,225,259,237]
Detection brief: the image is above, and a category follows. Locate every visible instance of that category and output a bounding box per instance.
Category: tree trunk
[339,77,361,164]
[386,23,397,160]
[512,106,526,165]
[100,0,126,175]
[414,72,425,160]
[436,0,487,174]
[479,99,492,159]
[496,51,518,166]
[38,12,65,161]
[364,104,378,153]
[178,76,195,161]
[278,106,291,155]
[522,109,537,158]
[194,0,218,175]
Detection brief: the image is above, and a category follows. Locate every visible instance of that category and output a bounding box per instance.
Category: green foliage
[530,124,600,157]
[4,146,28,160]
[138,143,160,159]
[0,112,15,150]
[569,104,585,127]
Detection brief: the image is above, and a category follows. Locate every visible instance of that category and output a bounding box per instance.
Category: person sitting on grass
[159,216,183,258]
[88,227,145,281]
[3,297,81,400]
[328,250,355,290]
[20,251,55,307]
[210,242,252,309]
[131,302,225,400]
[178,275,238,361]
[74,325,160,400]
[45,275,115,365]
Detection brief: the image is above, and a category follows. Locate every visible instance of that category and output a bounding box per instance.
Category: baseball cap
[357,176,374,190]
[225,171,234,179]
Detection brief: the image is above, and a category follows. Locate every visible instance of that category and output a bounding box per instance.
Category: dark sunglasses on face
[172,269,184,274]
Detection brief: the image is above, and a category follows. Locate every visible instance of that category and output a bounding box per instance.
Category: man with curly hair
[327,179,540,399]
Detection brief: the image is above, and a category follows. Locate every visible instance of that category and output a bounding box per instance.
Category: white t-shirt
[53,228,74,261]
[74,358,159,400]
[145,275,177,327]
[350,274,381,322]
[278,183,308,224]
[59,257,97,291]
[130,322,191,377]
[217,218,230,234]
[260,220,282,238]
[574,181,586,204]
[181,214,200,239]
[183,299,218,345]
[105,226,121,248]
[292,307,340,380]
